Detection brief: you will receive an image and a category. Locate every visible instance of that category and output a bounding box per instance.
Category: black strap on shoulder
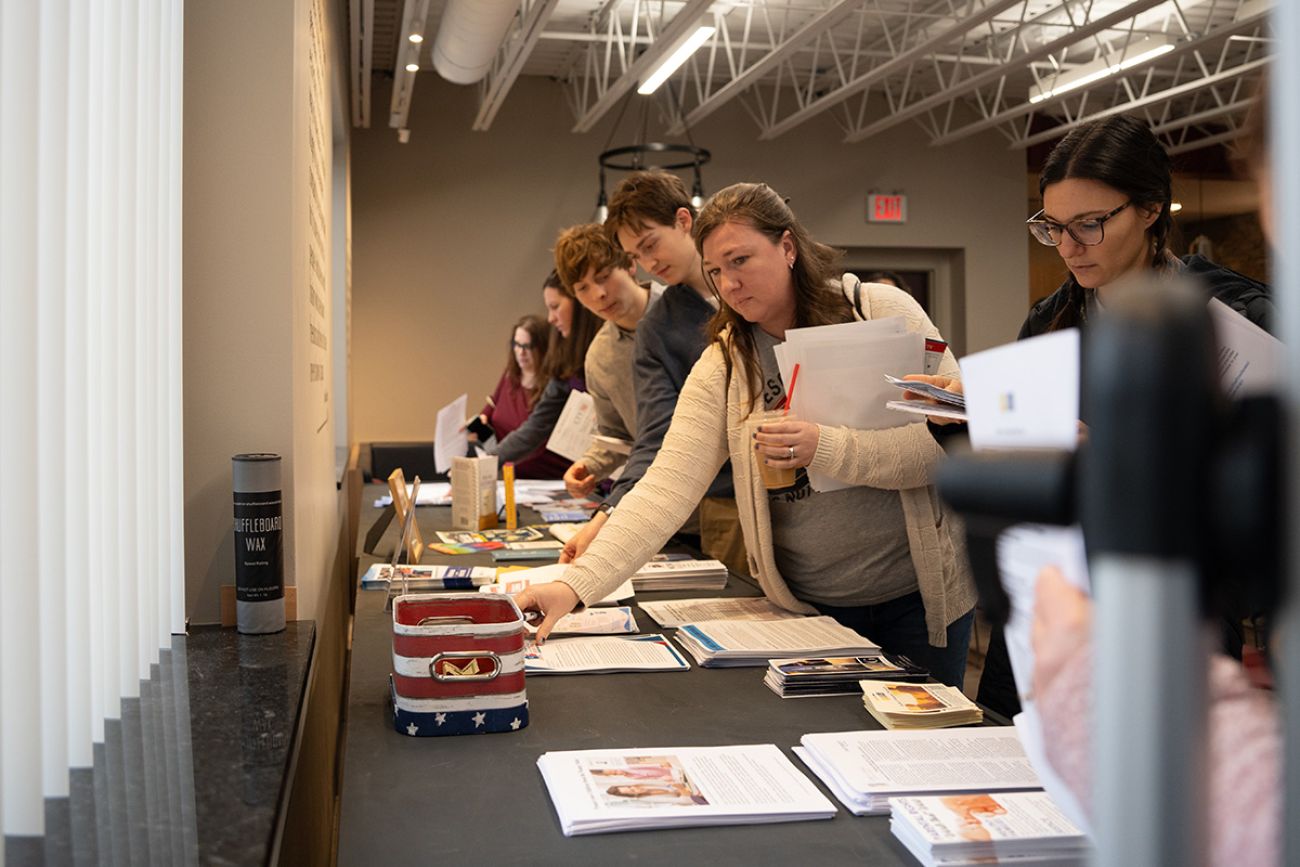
[851,280,866,319]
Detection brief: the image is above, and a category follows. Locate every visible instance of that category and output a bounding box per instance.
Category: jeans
[812,591,974,688]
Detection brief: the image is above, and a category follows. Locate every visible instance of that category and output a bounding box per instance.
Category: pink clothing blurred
[1038,646,1280,866]
[482,371,569,479]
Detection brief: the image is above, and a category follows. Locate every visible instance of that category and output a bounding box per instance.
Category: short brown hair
[604,169,695,244]
[553,223,632,292]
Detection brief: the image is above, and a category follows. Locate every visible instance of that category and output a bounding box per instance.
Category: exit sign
[868,194,907,224]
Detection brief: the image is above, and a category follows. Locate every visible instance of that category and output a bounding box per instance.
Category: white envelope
[434,393,469,473]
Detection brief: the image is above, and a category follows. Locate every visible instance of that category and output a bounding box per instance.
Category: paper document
[546,389,598,462]
[675,616,879,667]
[1209,297,1281,398]
[524,634,687,674]
[525,606,638,636]
[890,791,1089,866]
[885,400,968,422]
[961,329,1080,451]
[537,744,836,836]
[796,729,1041,816]
[373,482,452,508]
[435,393,470,473]
[779,317,925,491]
[1013,705,1092,835]
[479,563,633,606]
[638,597,803,629]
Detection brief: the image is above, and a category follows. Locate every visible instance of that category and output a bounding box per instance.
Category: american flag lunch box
[390,593,529,736]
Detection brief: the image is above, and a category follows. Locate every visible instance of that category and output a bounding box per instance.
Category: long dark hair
[693,183,849,409]
[540,269,601,381]
[1038,115,1173,331]
[505,314,550,406]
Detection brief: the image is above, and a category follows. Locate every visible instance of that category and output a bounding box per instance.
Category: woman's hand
[559,511,608,563]
[1031,567,1092,697]
[513,581,581,642]
[563,461,600,498]
[752,417,820,471]
[902,374,965,426]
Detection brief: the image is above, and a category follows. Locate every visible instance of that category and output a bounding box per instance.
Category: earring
[787,259,794,270]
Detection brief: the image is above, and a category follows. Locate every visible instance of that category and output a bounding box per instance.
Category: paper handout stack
[536,744,836,836]
[630,558,728,591]
[890,791,1089,866]
[884,374,968,422]
[793,729,1042,816]
[674,616,880,668]
[861,681,982,730]
[523,634,688,675]
[764,654,928,698]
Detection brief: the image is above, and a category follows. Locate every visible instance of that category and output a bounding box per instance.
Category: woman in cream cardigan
[517,183,976,685]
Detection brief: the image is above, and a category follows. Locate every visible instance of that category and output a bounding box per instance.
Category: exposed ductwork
[432,0,519,85]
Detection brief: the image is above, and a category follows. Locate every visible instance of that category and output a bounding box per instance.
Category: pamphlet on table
[478,563,634,606]
[638,596,802,629]
[764,654,928,697]
[860,681,982,730]
[890,791,1089,867]
[536,744,837,836]
[524,606,638,637]
[674,616,880,668]
[359,563,498,591]
[794,728,1041,816]
[523,634,687,675]
[630,558,729,591]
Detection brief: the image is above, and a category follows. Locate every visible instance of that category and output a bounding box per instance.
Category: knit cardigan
[561,275,977,646]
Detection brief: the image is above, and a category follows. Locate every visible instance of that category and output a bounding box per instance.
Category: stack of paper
[774,316,924,492]
[358,563,497,592]
[793,729,1042,816]
[478,563,634,606]
[860,681,982,730]
[490,541,563,562]
[525,607,638,637]
[631,558,728,591]
[547,522,586,544]
[524,634,687,674]
[764,654,927,698]
[638,596,803,629]
[890,791,1089,866]
[536,744,836,836]
[674,617,880,668]
[884,374,968,422]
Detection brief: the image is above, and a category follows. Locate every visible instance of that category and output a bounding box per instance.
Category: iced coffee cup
[747,409,797,490]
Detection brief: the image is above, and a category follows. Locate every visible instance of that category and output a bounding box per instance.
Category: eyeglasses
[1027,201,1130,247]
[511,341,534,351]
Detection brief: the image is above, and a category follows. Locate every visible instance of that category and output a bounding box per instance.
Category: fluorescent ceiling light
[409,33,424,44]
[406,62,420,72]
[1029,35,1175,104]
[637,26,716,95]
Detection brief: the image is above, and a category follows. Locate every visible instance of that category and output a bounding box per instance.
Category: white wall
[351,75,1028,442]
[183,0,345,625]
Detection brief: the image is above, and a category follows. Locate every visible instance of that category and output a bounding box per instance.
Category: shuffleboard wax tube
[232,454,286,634]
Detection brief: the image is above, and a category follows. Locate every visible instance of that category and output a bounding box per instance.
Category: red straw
[783,363,801,414]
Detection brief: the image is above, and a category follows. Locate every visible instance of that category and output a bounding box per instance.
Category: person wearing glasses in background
[472,314,571,479]
[906,114,1275,719]
[482,272,603,478]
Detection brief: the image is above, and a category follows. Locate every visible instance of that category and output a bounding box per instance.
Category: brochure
[860,681,982,730]
[765,654,928,697]
[478,563,633,606]
[523,634,688,674]
[524,606,638,636]
[890,791,1089,866]
[638,596,803,629]
[674,616,880,668]
[358,563,497,591]
[537,744,836,836]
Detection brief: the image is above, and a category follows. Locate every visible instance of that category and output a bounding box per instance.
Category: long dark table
[337,483,922,865]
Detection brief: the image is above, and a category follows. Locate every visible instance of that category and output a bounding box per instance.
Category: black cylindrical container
[232,454,286,634]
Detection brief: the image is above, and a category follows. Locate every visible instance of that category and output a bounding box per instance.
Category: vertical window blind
[0,0,186,849]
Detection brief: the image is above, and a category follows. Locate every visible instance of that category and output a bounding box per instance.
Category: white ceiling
[354,0,1272,155]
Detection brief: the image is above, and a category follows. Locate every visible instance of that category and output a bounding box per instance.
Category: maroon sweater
[482,370,570,479]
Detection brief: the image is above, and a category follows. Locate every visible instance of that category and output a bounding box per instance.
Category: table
[337,484,923,865]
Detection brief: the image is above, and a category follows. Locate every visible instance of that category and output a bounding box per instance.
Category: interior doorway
[839,247,966,357]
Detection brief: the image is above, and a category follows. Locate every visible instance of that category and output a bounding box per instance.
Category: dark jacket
[606,284,735,507]
[1019,254,1274,339]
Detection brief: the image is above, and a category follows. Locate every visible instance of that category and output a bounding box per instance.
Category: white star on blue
[510,717,522,730]
[472,711,486,727]
[434,712,447,726]
[406,722,419,736]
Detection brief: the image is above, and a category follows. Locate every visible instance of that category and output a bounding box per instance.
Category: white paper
[638,597,804,629]
[435,393,470,473]
[891,792,1088,864]
[479,563,634,606]
[961,329,1080,451]
[524,634,687,674]
[525,606,638,636]
[1208,297,1281,398]
[676,616,879,666]
[536,744,837,836]
[373,481,452,508]
[778,318,924,492]
[1013,704,1093,835]
[546,389,598,462]
[996,524,1090,701]
[885,400,968,422]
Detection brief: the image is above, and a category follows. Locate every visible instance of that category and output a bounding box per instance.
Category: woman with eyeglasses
[481,272,602,478]
[1021,114,1271,337]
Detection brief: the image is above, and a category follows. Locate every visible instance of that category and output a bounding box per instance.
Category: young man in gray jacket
[559,170,748,577]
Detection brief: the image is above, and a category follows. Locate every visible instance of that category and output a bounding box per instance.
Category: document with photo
[637,596,804,629]
[675,616,879,667]
[537,744,836,835]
